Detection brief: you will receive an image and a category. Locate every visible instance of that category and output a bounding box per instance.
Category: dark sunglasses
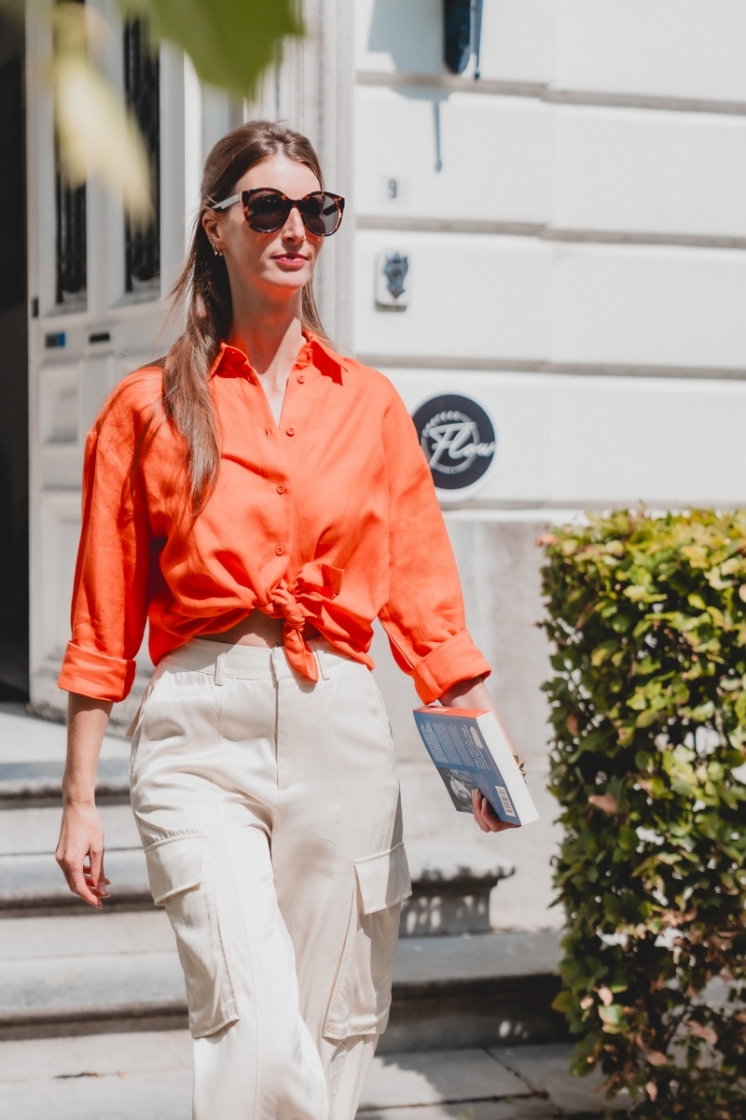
[211,188,345,237]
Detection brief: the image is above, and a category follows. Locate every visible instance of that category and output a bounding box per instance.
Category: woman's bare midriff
[202,608,320,648]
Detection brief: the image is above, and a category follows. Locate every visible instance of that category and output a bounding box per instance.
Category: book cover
[412,706,539,827]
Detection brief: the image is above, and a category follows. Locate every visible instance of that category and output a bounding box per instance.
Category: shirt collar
[209,331,346,384]
[300,330,345,383]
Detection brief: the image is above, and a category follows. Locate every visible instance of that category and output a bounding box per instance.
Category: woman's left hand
[472,788,517,833]
[439,675,522,835]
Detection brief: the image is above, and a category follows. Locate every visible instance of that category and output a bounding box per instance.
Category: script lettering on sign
[411,395,496,493]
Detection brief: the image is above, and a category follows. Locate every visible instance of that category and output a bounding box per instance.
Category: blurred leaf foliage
[0,0,302,217]
[121,0,302,98]
[541,511,746,1119]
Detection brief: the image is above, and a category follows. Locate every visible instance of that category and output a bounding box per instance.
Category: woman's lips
[273,254,307,269]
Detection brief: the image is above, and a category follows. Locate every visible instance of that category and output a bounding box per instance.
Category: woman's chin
[264,268,313,294]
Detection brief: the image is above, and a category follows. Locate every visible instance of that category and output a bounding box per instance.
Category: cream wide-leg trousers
[129,638,411,1120]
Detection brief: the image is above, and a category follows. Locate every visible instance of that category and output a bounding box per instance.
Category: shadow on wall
[367,0,445,74]
[367,0,452,172]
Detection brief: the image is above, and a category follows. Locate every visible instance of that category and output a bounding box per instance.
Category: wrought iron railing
[123,17,160,294]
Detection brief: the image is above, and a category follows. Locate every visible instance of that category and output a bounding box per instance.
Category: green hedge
[541,511,746,1119]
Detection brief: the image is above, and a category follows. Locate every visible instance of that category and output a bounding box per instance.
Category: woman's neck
[228,292,305,424]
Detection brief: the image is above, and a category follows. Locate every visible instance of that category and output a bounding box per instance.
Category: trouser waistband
[161,637,352,683]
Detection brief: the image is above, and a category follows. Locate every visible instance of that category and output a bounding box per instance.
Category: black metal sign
[412,394,496,491]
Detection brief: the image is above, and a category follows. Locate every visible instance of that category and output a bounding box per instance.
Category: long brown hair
[163,120,328,511]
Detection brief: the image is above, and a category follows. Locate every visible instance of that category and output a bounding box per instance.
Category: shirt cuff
[411,630,491,705]
[58,641,137,702]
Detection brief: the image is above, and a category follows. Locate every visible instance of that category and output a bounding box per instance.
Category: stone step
[0,759,130,806]
[0,849,152,914]
[0,906,563,1048]
[0,823,514,936]
[381,930,565,1053]
[0,804,140,856]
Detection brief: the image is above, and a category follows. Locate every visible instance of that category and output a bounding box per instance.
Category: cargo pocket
[324,842,412,1041]
[144,833,239,1039]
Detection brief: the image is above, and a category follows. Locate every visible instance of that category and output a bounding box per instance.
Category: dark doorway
[0,13,29,700]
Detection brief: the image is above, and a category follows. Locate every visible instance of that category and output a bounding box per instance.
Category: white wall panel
[354,231,553,359]
[358,90,746,238]
[553,244,746,368]
[355,87,552,222]
[39,364,78,446]
[356,234,746,371]
[39,494,82,661]
[477,0,555,84]
[556,1,746,102]
[386,369,746,507]
[554,107,746,237]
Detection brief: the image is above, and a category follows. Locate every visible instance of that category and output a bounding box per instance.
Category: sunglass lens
[246,192,290,232]
[300,193,341,236]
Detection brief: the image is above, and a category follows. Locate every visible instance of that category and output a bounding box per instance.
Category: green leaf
[591,640,618,667]
[552,990,574,1013]
[540,509,746,1113]
[121,0,303,97]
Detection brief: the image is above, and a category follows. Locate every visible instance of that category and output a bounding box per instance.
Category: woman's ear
[201,208,221,249]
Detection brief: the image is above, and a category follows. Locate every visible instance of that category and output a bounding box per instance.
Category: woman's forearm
[439,675,491,710]
[57,693,113,907]
[63,693,113,804]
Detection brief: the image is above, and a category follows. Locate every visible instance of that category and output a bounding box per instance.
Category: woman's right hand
[56,800,110,907]
[57,692,114,907]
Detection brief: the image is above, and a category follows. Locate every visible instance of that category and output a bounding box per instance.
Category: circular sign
[412,394,496,492]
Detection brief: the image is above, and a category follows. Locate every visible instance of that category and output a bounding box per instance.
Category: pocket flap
[144,833,205,905]
[354,842,412,915]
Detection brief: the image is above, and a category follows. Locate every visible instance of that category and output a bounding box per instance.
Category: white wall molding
[356,355,746,382]
[356,216,746,253]
[356,70,746,118]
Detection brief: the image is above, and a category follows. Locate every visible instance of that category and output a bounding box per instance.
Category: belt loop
[214,649,225,687]
[315,643,330,681]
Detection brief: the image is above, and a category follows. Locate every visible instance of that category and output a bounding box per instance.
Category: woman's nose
[282,205,305,241]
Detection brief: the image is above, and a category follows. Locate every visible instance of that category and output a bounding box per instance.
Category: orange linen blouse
[58,333,490,704]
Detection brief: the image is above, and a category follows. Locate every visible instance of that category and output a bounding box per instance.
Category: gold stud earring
[212,243,223,257]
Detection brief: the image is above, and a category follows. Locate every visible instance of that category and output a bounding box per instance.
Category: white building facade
[16,0,746,929]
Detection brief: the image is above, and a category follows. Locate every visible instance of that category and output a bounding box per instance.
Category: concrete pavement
[0,1032,629,1119]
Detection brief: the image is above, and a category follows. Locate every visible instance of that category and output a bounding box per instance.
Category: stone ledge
[0,930,564,1047]
[0,842,516,938]
[0,760,130,807]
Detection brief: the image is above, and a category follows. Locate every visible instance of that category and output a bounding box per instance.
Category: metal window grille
[123,18,160,293]
[55,177,86,305]
[54,0,86,305]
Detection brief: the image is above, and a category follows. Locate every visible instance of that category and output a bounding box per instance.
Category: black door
[0,13,29,699]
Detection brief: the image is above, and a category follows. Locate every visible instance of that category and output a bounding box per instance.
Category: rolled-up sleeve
[58,414,150,702]
[378,390,491,704]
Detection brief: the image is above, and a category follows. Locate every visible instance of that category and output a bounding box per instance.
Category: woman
[55,121,509,1120]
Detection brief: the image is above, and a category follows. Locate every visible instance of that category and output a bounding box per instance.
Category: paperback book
[412,706,539,826]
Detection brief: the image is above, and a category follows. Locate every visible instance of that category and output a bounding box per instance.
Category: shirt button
[275,545,284,556]
[276,483,286,494]
[297,374,305,384]
[286,426,295,436]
